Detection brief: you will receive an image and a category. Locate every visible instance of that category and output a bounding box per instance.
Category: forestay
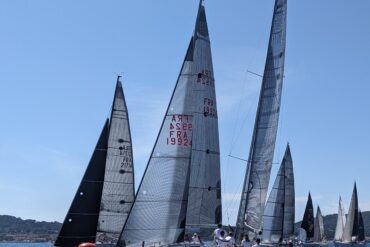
[262,144,294,243]
[118,2,221,246]
[235,0,287,238]
[97,77,135,236]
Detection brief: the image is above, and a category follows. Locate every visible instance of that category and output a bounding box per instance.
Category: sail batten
[235,0,287,239]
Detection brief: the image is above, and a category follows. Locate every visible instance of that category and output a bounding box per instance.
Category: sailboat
[358,210,365,242]
[235,0,287,240]
[334,196,346,242]
[313,206,324,243]
[55,76,135,247]
[300,192,315,241]
[261,144,295,243]
[342,183,359,243]
[117,1,221,246]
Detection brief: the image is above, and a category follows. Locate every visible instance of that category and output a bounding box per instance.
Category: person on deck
[252,238,261,247]
[241,234,250,247]
[214,223,223,245]
[192,233,201,244]
[225,232,235,247]
[217,230,229,247]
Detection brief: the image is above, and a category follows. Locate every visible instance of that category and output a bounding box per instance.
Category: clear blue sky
[1,0,370,226]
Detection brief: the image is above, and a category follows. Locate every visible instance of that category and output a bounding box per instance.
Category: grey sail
[118,2,220,246]
[334,196,346,241]
[313,206,324,242]
[55,120,109,247]
[262,144,294,243]
[184,1,221,235]
[342,183,359,242]
[97,76,135,238]
[236,0,287,239]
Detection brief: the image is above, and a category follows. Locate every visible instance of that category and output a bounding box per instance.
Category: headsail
[262,144,294,243]
[118,2,220,246]
[313,206,324,242]
[235,0,287,238]
[55,120,109,247]
[358,210,365,241]
[334,196,346,241]
[342,183,359,242]
[97,76,135,238]
[300,192,314,239]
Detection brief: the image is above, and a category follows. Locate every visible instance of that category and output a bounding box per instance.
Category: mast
[235,0,287,239]
[118,1,220,246]
[300,192,314,239]
[342,182,359,242]
[334,196,346,241]
[55,120,109,247]
[261,144,294,243]
[97,76,135,239]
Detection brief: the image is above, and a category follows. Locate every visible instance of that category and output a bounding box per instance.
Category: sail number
[204,98,217,117]
[167,115,192,146]
[197,69,214,87]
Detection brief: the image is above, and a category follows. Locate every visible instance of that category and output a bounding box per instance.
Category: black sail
[300,192,314,239]
[55,120,109,247]
[236,0,287,239]
[358,210,365,241]
[118,2,220,246]
[97,76,135,239]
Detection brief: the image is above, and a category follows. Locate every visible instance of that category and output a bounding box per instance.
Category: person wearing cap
[225,232,235,247]
[192,233,201,244]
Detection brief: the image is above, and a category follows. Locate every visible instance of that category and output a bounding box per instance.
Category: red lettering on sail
[203,97,217,117]
[167,114,192,146]
[196,69,214,87]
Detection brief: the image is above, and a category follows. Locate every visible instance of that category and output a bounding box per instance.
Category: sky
[0,0,370,226]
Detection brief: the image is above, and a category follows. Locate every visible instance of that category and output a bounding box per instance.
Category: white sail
[342,183,359,242]
[313,206,324,242]
[262,144,294,243]
[236,0,287,239]
[334,196,346,241]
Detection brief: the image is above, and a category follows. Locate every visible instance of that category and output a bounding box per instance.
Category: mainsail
[313,206,324,242]
[235,0,287,238]
[334,196,346,241]
[97,76,135,237]
[56,77,135,246]
[262,144,294,243]
[55,120,109,247]
[342,183,359,242]
[118,2,220,246]
[300,192,314,239]
[358,210,365,241]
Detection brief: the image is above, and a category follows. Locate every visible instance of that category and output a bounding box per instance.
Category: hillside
[0,215,61,242]
[295,211,370,239]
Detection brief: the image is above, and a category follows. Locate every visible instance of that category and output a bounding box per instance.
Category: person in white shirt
[214,224,223,245]
[252,238,261,247]
[192,233,201,244]
[217,230,229,247]
[225,232,235,247]
[241,234,251,247]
